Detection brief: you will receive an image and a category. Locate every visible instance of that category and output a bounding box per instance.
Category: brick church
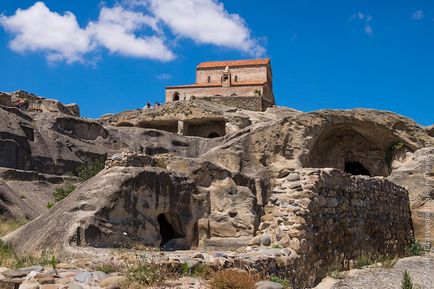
[165,59,275,111]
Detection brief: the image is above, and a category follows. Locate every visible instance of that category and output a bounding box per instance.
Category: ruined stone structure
[165,59,275,111]
[0,90,432,287]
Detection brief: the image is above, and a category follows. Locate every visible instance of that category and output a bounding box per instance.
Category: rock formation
[0,90,432,286]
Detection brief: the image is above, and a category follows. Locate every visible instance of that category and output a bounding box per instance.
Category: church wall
[165,85,265,103]
[196,66,268,85]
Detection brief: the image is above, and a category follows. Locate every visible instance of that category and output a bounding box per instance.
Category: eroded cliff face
[0,91,432,286]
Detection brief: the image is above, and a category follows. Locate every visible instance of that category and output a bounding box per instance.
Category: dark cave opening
[344,161,371,176]
[208,132,220,138]
[157,214,182,249]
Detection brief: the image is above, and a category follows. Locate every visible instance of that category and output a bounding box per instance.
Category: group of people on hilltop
[15,98,29,110]
[144,101,161,109]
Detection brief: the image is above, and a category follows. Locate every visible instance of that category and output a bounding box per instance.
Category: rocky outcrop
[0,180,39,220]
[388,147,434,241]
[3,159,414,287]
[4,152,264,253]
[1,91,432,286]
[8,90,80,117]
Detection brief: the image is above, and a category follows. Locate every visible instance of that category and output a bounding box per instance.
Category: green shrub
[401,270,413,289]
[49,255,58,271]
[269,275,291,287]
[47,202,54,209]
[126,259,167,286]
[53,184,76,202]
[405,239,421,256]
[353,255,372,269]
[179,262,190,276]
[76,160,105,181]
[0,240,14,262]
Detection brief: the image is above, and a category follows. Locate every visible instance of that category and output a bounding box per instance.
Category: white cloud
[156,73,172,80]
[412,10,424,21]
[87,6,174,61]
[0,2,93,63]
[351,12,373,36]
[129,0,265,57]
[0,2,174,63]
[0,1,265,63]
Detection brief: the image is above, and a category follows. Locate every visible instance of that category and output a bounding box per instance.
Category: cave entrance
[157,213,183,249]
[208,132,220,138]
[344,161,371,176]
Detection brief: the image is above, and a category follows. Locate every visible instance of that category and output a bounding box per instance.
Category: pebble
[91,271,108,281]
[3,269,27,278]
[37,276,55,285]
[255,280,284,289]
[20,267,44,275]
[73,272,92,283]
[18,281,40,289]
[261,233,272,246]
[0,278,25,289]
[286,173,300,182]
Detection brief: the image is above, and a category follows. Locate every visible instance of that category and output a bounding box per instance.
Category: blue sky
[0,0,433,125]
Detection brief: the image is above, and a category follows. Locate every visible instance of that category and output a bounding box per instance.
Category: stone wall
[201,96,265,111]
[165,84,266,102]
[252,168,413,284]
[196,66,268,85]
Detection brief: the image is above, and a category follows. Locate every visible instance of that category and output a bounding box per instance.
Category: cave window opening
[208,132,220,138]
[344,161,371,176]
[157,214,182,249]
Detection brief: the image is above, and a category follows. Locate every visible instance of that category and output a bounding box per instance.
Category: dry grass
[209,269,259,289]
[0,218,27,237]
[0,240,54,268]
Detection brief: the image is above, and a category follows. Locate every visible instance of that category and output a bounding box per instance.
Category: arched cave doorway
[306,124,393,176]
[344,161,371,176]
[208,132,220,138]
[173,92,180,101]
[157,214,184,250]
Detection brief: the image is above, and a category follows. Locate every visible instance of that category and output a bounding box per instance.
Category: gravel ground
[315,255,433,289]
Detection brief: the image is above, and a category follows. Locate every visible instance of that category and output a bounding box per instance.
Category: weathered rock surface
[388,147,434,241]
[1,92,433,286]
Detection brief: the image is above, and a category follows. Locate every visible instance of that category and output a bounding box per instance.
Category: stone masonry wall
[201,96,265,111]
[165,85,265,102]
[196,66,268,85]
[252,168,413,284]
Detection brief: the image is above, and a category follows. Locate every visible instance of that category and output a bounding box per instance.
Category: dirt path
[315,255,433,289]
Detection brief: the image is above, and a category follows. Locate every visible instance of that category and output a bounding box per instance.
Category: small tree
[401,270,413,289]
[53,184,76,202]
[76,160,105,181]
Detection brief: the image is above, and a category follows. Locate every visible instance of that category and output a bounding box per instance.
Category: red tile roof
[197,58,270,69]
